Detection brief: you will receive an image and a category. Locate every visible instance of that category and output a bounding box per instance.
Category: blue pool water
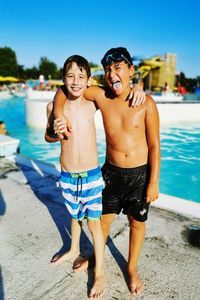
[1,96,200,204]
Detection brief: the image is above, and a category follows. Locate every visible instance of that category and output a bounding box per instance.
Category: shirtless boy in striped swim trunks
[45,55,105,299]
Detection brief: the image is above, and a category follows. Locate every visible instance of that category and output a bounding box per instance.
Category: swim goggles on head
[101,52,132,67]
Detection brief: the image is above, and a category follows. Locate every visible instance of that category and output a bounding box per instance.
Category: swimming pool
[1,96,200,204]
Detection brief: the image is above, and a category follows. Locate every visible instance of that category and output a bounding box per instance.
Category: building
[134,53,177,91]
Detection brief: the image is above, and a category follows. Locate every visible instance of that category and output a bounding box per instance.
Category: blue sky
[1,0,200,77]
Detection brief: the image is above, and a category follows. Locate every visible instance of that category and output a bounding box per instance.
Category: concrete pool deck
[0,156,200,300]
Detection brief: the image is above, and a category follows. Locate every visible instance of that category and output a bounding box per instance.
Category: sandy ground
[0,158,200,300]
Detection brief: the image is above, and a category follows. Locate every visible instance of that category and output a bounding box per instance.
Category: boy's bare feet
[89,273,106,299]
[128,270,144,295]
[51,250,79,266]
[73,255,95,272]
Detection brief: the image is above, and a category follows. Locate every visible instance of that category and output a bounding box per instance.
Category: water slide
[134,56,163,79]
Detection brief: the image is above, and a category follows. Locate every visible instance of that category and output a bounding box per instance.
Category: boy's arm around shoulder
[44,101,61,143]
[53,85,103,139]
[53,85,68,118]
[145,95,160,203]
[84,85,105,107]
[129,81,146,107]
[53,85,72,139]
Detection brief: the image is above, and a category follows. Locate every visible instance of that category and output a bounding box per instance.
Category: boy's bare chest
[102,101,146,128]
[63,101,95,128]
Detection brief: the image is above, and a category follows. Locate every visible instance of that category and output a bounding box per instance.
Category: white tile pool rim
[7,154,200,220]
[25,100,200,128]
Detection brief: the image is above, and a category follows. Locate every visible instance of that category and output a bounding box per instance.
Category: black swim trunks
[101,160,150,222]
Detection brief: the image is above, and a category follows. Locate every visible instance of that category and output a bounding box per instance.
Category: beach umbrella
[0,76,19,82]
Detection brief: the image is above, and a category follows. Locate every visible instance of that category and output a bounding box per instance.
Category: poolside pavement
[0,157,200,300]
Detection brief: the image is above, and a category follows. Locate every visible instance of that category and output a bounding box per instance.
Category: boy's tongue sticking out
[113,81,122,92]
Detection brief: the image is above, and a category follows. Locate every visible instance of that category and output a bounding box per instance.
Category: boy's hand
[53,118,72,139]
[146,183,159,203]
[128,83,146,107]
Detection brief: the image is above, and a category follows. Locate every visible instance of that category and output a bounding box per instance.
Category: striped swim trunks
[59,166,104,221]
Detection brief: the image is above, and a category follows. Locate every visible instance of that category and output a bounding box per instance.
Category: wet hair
[0,121,5,125]
[62,55,91,79]
[101,47,133,69]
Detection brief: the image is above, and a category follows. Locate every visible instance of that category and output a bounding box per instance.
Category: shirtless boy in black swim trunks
[53,47,160,296]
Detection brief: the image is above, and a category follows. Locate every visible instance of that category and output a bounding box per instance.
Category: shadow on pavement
[18,164,93,257]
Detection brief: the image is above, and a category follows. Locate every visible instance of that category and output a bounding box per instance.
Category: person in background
[162,82,170,94]
[0,121,8,135]
[39,74,45,89]
[177,82,187,95]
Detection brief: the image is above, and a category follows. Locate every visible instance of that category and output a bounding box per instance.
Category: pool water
[1,96,200,204]
[160,125,200,203]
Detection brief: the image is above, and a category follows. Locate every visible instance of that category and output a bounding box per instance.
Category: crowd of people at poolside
[0,72,195,97]
[32,74,61,91]
[0,82,28,96]
[0,75,60,95]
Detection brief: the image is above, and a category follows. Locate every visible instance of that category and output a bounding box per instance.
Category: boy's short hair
[62,55,91,79]
[101,47,133,69]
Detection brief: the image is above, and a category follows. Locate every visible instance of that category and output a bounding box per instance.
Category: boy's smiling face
[104,61,134,96]
[64,62,89,100]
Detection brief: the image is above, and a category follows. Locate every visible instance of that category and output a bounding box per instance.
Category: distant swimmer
[0,121,8,135]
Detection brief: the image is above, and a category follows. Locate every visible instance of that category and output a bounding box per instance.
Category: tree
[38,57,58,79]
[57,67,63,79]
[0,47,18,76]
[24,66,39,79]
[196,76,200,86]
[179,72,186,86]
[89,61,99,68]
[18,65,25,79]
